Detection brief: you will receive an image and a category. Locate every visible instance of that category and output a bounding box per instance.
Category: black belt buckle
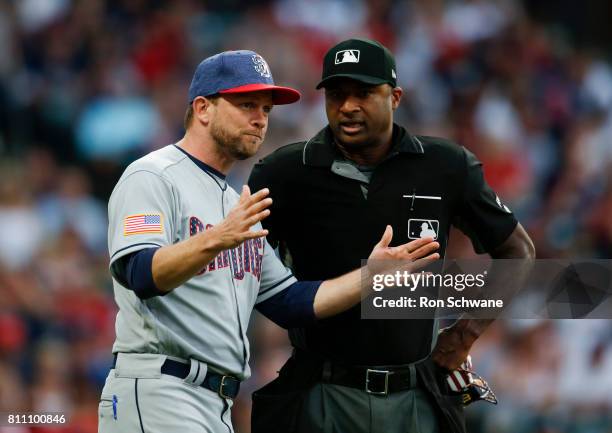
[365,369,392,396]
[218,375,236,399]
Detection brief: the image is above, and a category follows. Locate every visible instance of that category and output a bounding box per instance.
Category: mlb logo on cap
[335,50,360,64]
[317,38,397,89]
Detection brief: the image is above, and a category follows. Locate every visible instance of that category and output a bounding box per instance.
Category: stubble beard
[210,121,257,161]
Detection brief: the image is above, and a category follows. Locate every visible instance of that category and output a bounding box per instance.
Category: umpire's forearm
[152,230,224,293]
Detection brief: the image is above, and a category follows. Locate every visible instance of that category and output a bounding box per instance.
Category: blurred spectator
[0,162,44,270]
[75,97,161,161]
[37,167,107,254]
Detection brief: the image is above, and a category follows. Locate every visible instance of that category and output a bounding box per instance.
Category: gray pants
[301,383,440,433]
[98,353,234,433]
[252,376,440,433]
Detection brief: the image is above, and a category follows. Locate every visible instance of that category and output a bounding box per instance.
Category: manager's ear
[391,86,403,110]
[193,95,217,126]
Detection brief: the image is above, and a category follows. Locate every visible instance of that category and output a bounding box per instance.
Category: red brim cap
[219,83,301,105]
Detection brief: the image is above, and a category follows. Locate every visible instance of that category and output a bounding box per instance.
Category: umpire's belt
[112,355,240,399]
[295,351,419,396]
[324,363,419,396]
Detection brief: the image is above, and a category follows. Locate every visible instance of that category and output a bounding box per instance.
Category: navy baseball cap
[316,38,397,89]
[188,50,301,105]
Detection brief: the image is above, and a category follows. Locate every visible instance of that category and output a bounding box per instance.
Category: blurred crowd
[0,0,611,432]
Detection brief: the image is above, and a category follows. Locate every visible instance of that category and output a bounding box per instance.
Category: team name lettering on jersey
[189,216,263,281]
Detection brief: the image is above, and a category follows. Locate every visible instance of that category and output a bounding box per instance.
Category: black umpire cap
[316,38,397,89]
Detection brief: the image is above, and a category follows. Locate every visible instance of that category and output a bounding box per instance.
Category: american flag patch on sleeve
[124,214,163,235]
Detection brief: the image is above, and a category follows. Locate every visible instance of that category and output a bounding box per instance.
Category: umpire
[248,38,535,433]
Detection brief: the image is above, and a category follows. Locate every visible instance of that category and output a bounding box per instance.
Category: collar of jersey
[174,144,227,180]
[303,123,425,167]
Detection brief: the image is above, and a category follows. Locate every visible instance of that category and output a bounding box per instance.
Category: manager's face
[208,91,273,160]
[324,78,402,149]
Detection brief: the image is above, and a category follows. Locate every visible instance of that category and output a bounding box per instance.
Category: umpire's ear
[391,86,403,110]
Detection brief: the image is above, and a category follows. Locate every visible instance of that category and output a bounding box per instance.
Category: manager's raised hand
[209,186,272,250]
[313,225,440,319]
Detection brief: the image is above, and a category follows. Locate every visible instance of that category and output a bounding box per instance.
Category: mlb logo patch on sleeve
[124,214,163,236]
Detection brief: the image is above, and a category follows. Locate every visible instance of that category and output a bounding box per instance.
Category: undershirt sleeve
[255,280,322,329]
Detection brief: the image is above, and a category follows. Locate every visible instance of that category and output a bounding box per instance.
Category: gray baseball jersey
[107,144,296,380]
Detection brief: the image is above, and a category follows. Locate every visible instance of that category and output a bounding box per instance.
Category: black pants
[251,355,465,433]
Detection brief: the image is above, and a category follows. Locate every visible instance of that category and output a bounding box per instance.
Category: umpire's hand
[431,320,481,371]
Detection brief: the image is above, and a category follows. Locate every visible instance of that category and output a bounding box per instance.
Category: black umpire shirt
[248,124,517,366]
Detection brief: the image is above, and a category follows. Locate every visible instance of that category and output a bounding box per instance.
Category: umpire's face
[206,91,274,160]
[324,79,402,150]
